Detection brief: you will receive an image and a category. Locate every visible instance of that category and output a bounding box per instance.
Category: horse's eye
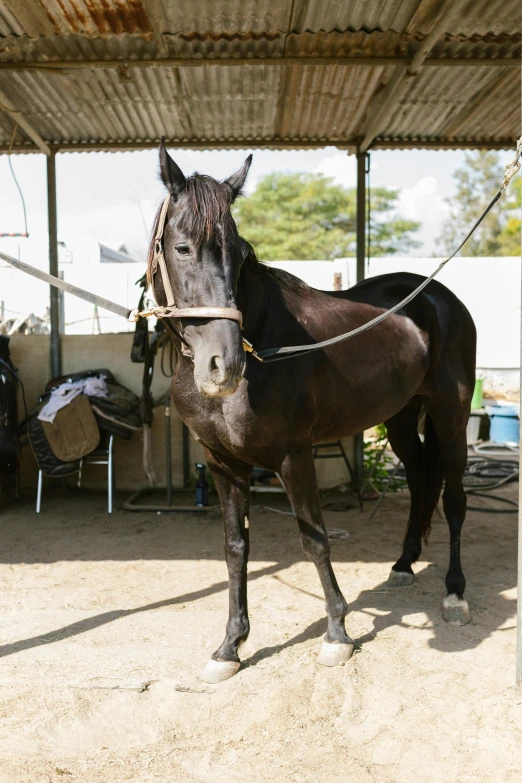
[175,244,191,256]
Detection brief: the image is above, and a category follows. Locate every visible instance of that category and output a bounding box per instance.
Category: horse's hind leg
[200,448,252,684]
[426,401,471,626]
[385,401,444,587]
[280,448,354,667]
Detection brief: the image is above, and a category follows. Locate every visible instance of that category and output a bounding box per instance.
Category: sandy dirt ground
[0,482,520,783]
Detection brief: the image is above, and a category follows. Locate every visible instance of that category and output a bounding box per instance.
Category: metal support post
[356,152,368,284]
[47,152,61,378]
[353,151,369,495]
[516,264,522,688]
[182,422,190,487]
[165,393,173,506]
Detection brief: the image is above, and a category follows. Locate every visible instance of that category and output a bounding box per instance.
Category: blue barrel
[489,405,520,444]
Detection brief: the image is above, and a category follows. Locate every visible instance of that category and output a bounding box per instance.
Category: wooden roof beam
[0,56,518,73]
[0,89,50,155]
[0,139,516,155]
[358,0,473,153]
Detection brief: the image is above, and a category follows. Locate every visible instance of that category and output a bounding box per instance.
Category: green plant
[363,424,406,493]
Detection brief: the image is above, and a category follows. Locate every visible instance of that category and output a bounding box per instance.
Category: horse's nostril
[209,355,226,382]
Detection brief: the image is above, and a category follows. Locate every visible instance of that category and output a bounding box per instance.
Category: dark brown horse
[150,141,476,683]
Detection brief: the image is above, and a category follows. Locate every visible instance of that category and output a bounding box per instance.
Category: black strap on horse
[0,138,520,364]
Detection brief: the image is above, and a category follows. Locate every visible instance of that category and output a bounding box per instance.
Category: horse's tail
[418,412,445,543]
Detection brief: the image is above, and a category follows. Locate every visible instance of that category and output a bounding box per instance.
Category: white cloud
[314,153,356,187]
[397,176,450,255]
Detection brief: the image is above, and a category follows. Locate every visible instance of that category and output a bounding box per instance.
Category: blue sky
[0,147,470,260]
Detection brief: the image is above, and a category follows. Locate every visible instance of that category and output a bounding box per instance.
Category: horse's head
[150,140,252,397]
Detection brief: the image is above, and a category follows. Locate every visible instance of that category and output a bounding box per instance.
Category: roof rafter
[0,56,518,73]
[0,89,50,155]
[359,0,473,153]
[0,138,515,156]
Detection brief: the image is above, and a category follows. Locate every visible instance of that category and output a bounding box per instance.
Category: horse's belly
[311,337,429,440]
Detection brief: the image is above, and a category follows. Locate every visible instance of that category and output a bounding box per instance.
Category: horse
[149,140,476,684]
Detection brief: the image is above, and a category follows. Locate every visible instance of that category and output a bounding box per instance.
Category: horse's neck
[236,255,267,332]
[237,254,318,343]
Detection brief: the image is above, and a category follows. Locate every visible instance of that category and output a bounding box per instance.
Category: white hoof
[316,641,354,667]
[442,593,471,626]
[388,569,414,587]
[200,659,241,684]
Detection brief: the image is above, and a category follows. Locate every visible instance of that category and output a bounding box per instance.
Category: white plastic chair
[36,434,114,514]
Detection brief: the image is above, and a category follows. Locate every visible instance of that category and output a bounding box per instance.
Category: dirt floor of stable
[0,481,520,783]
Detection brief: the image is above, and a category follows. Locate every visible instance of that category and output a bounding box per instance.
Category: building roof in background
[99,244,139,264]
[0,0,519,154]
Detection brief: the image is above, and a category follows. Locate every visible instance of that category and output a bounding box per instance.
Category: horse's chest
[171,376,256,454]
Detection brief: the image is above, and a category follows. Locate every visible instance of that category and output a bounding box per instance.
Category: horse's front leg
[281,448,354,667]
[200,448,252,684]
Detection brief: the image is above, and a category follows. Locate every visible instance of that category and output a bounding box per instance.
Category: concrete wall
[9,333,353,493]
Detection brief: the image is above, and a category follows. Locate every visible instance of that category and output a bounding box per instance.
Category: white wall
[267,256,521,369]
[0,235,146,335]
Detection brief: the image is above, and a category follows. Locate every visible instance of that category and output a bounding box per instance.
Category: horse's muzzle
[189,321,246,397]
[196,353,245,396]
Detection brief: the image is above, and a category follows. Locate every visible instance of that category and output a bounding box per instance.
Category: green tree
[498,184,521,256]
[233,172,421,261]
[438,151,521,256]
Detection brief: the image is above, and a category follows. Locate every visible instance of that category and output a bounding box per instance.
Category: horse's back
[337,271,475,343]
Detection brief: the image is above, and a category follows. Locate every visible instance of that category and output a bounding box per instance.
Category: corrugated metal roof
[0,0,519,152]
[2,0,520,39]
[384,65,520,144]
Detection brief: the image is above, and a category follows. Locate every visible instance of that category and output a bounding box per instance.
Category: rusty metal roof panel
[140,0,293,35]
[0,31,287,63]
[0,0,519,152]
[291,0,423,35]
[0,32,157,63]
[1,0,520,40]
[0,28,519,66]
[0,0,153,37]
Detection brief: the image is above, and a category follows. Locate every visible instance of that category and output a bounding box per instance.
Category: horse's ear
[225,154,253,200]
[159,137,186,199]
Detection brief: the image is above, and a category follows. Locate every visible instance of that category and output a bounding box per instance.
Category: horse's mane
[146,201,163,287]
[147,175,261,287]
[182,175,235,243]
[147,174,244,286]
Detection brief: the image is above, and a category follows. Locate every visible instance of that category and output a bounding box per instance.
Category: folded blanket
[38,376,108,423]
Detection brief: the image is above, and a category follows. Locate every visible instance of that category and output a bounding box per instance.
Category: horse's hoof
[442,593,471,626]
[200,659,241,684]
[388,569,414,587]
[316,641,354,667]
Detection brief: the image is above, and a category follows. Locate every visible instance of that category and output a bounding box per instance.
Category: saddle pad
[41,394,100,462]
